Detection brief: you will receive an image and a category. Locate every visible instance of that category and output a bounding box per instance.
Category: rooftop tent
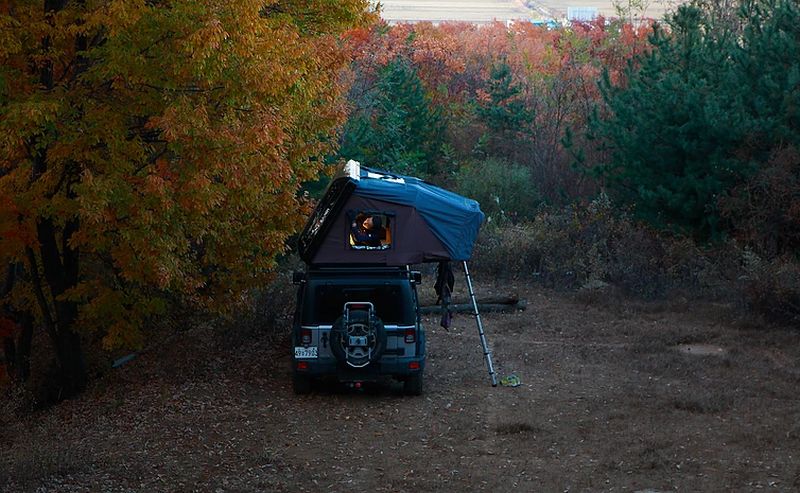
[298,161,485,266]
[297,161,498,387]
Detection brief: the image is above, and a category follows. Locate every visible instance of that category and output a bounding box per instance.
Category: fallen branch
[419,299,526,314]
[446,295,519,305]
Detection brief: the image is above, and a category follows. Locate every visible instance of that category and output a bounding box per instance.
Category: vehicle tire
[292,372,312,395]
[403,371,423,396]
[330,310,386,367]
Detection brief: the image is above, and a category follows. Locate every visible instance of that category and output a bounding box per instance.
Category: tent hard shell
[298,161,485,266]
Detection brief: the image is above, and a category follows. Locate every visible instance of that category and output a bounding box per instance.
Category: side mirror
[411,271,422,284]
[292,271,306,285]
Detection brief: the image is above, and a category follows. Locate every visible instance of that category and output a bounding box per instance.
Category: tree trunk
[15,312,33,383]
[2,336,15,382]
[53,327,86,396]
[7,0,88,400]
[36,217,86,397]
[1,313,33,384]
[1,264,33,384]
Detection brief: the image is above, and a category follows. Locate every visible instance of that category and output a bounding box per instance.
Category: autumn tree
[0,0,370,397]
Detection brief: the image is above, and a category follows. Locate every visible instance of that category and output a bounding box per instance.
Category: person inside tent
[350,214,384,247]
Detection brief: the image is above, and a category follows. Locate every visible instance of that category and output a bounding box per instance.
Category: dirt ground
[2,277,799,492]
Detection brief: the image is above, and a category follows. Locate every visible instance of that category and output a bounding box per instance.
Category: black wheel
[403,371,423,396]
[292,372,312,395]
[330,310,386,367]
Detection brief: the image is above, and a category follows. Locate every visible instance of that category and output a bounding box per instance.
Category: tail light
[297,361,309,370]
[404,328,415,343]
[408,361,420,370]
[301,329,312,345]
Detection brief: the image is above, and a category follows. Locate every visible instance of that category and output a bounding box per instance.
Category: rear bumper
[293,355,425,379]
[293,327,426,380]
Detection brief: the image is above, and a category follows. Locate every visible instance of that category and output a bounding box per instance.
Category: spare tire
[330,310,386,367]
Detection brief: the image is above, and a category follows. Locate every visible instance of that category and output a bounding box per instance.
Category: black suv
[291,265,425,395]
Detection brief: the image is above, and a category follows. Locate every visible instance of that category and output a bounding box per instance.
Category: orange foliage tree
[342,20,650,202]
[0,0,370,397]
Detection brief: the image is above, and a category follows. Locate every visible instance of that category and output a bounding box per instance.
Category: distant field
[378,0,678,24]
[378,0,530,24]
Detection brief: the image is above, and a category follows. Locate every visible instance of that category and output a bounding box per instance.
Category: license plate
[349,336,368,347]
[294,346,318,359]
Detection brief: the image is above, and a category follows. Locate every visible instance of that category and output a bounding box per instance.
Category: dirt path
[2,280,799,492]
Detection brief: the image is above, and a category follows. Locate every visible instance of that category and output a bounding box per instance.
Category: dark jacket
[351,223,383,247]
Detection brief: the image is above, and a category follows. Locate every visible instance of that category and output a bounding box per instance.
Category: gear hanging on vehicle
[330,309,386,368]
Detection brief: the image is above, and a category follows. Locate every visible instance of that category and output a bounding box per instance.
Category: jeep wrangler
[291,265,425,395]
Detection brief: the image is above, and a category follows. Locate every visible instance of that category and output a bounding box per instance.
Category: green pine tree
[476,61,534,157]
[588,5,751,239]
[735,0,800,148]
[587,0,800,240]
[340,57,444,176]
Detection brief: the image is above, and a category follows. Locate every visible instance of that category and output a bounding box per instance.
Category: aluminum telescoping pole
[463,261,498,387]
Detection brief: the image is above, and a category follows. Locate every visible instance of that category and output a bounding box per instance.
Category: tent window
[348,211,392,250]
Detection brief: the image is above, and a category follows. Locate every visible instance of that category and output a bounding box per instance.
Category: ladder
[462,261,498,387]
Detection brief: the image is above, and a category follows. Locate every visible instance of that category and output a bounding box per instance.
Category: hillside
[3,278,798,491]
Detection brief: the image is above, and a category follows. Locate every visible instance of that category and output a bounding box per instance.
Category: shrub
[471,197,715,299]
[454,158,542,224]
[471,224,543,279]
[737,252,800,325]
[472,197,800,322]
[719,146,800,258]
[214,253,304,351]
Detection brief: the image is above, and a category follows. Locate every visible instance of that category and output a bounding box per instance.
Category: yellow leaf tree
[0,0,371,397]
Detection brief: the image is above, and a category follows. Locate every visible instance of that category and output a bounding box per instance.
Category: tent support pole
[462,261,497,387]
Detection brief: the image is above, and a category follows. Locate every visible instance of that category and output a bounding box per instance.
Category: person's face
[363,217,374,229]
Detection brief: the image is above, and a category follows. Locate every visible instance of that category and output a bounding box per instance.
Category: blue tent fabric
[355,168,485,261]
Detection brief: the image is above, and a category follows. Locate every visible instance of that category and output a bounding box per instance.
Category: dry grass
[493,422,540,435]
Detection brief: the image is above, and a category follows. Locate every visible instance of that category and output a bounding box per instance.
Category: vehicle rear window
[302,281,415,325]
